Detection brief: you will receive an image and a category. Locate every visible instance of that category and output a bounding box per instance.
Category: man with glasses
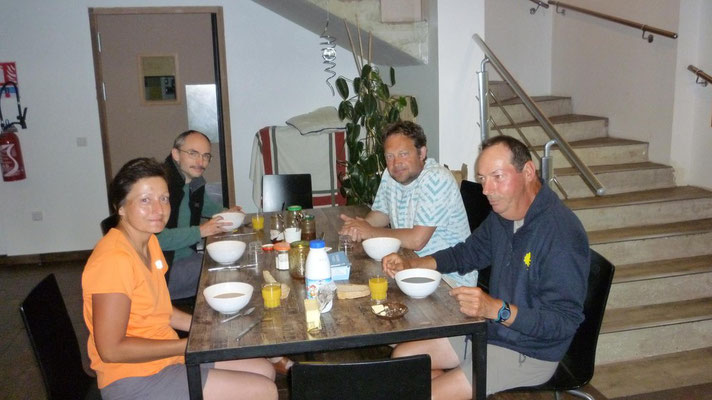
[159,130,240,299]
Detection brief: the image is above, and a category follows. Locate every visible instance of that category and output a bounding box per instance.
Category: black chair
[19,274,101,400]
[262,173,313,212]
[290,354,431,400]
[504,249,615,400]
[460,180,491,233]
[460,180,493,291]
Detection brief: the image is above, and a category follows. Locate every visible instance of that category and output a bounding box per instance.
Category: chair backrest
[290,354,431,400]
[19,274,99,400]
[459,180,492,233]
[262,173,313,212]
[553,249,615,387]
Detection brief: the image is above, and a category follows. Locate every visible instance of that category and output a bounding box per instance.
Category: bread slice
[336,283,370,299]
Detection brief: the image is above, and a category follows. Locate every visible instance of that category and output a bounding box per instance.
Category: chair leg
[554,391,561,400]
[566,389,595,400]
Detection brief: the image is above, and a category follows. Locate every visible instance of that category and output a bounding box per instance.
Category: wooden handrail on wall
[688,65,711,87]
[547,0,678,43]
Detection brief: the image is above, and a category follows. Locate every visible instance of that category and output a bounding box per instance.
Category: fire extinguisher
[0,81,28,182]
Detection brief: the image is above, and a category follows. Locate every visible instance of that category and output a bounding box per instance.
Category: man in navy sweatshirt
[382,135,590,398]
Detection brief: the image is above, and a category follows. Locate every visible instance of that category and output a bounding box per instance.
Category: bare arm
[340,212,436,250]
[171,306,193,332]
[92,293,186,363]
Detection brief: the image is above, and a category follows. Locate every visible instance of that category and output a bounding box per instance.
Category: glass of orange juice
[252,210,264,231]
[261,283,281,309]
[368,276,388,304]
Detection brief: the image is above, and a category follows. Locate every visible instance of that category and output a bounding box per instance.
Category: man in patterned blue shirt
[339,121,476,287]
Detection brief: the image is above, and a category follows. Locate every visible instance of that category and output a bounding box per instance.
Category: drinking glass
[368,276,388,304]
[338,234,354,255]
[261,283,281,309]
[251,210,264,231]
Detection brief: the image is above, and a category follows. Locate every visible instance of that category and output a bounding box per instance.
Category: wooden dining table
[185,205,487,400]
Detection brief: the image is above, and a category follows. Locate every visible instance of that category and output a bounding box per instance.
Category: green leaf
[363,94,377,115]
[353,77,361,93]
[336,78,349,100]
[388,107,400,122]
[389,67,396,86]
[410,97,419,117]
[361,64,373,79]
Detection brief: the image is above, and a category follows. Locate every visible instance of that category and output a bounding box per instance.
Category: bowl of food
[206,240,246,264]
[395,268,442,299]
[203,282,253,314]
[362,237,401,261]
[214,211,246,232]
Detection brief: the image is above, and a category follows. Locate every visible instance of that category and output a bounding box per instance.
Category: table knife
[234,317,262,342]
[208,263,257,272]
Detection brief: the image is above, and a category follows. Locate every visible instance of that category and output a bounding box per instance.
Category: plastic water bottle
[305,239,333,312]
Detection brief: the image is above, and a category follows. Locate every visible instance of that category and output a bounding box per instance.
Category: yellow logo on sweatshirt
[523,252,532,269]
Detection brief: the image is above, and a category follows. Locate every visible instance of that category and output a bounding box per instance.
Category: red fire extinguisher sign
[1,125,26,181]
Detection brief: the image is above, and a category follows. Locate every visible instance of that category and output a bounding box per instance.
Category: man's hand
[449,286,501,319]
[381,253,411,278]
[338,214,374,242]
[199,216,230,237]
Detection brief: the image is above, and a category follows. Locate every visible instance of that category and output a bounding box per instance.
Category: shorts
[448,336,557,395]
[100,363,214,400]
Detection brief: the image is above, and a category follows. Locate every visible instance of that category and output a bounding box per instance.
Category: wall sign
[0,62,18,97]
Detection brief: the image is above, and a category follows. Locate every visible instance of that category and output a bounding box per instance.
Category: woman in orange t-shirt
[82,158,277,400]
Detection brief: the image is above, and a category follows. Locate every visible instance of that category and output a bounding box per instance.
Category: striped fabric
[249,126,346,209]
[372,158,477,287]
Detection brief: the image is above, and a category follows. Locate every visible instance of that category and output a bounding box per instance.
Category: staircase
[489,81,712,399]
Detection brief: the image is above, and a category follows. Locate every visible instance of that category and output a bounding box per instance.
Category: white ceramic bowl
[362,237,401,261]
[203,282,253,314]
[214,211,246,232]
[395,268,442,299]
[206,240,246,264]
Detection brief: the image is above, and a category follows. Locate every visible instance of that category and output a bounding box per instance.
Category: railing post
[477,58,490,142]
[541,140,556,187]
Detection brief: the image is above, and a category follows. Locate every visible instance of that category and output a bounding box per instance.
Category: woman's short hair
[109,158,167,213]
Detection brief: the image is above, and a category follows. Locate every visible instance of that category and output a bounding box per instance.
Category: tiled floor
[0,261,88,400]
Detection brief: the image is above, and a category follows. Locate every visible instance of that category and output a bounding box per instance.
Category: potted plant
[335,64,418,205]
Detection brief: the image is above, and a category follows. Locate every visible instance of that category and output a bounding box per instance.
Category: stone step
[607,272,712,309]
[591,345,712,398]
[487,81,516,102]
[602,297,712,333]
[489,96,573,126]
[553,162,675,199]
[565,186,712,231]
[495,114,608,146]
[531,137,648,168]
[614,254,712,283]
[589,219,712,265]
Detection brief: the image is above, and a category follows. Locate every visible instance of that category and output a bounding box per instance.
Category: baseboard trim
[0,250,92,266]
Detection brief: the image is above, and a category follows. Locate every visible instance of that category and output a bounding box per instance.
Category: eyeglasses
[178,149,212,162]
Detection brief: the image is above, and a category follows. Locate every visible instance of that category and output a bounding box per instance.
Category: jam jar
[289,240,310,280]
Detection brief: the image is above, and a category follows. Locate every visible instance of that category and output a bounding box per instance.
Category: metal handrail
[688,65,711,87]
[473,34,605,196]
[548,1,677,43]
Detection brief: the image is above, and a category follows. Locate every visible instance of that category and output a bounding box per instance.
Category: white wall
[484,0,553,96]
[436,0,485,175]
[0,0,356,255]
[551,0,680,164]
[392,0,439,158]
[671,0,712,189]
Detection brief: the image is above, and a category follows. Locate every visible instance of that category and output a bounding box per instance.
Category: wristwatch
[496,300,511,323]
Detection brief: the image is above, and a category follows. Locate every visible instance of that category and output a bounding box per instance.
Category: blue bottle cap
[309,239,325,249]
